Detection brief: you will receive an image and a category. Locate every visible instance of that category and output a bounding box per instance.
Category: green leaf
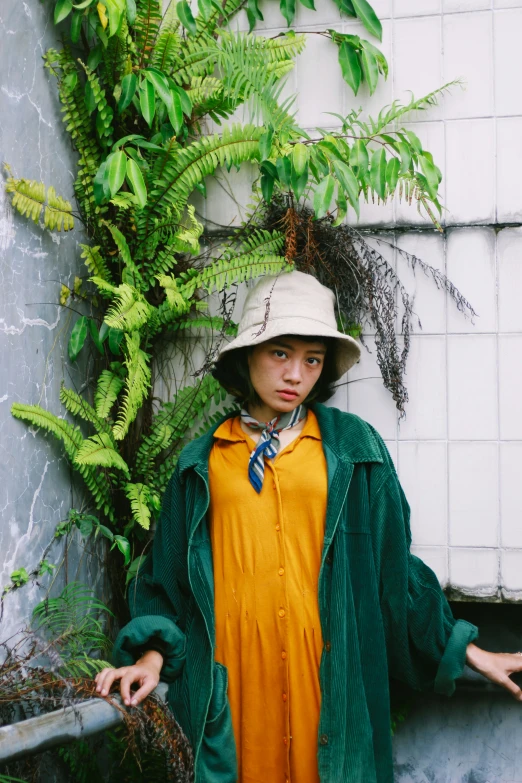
[140,79,156,127]
[291,161,309,201]
[419,153,440,198]
[84,80,96,114]
[144,68,172,109]
[299,0,315,7]
[338,41,361,95]
[126,158,147,207]
[99,321,109,344]
[259,126,274,161]
[118,73,137,113]
[404,129,422,155]
[69,316,88,362]
[108,150,127,197]
[70,11,83,42]
[313,174,335,219]
[93,159,111,204]
[75,432,130,476]
[261,173,274,203]
[171,85,192,117]
[370,148,387,199]
[168,89,183,134]
[177,0,197,34]
[76,515,94,536]
[292,143,309,177]
[247,0,263,31]
[332,160,360,217]
[332,0,356,14]
[352,0,382,41]
[360,38,388,78]
[332,186,347,227]
[113,535,131,565]
[54,0,73,24]
[386,156,400,192]
[98,524,114,541]
[397,142,411,174]
[276,156,292,188]
[280,0,296,26]
[350,139,369,178]
[198,0,212,19]
[87,44,103,71]
[360,47,379,95]
[126,0,136,24]
[88,318,104,354]
[103,0,126,36]
[108,327,124,354]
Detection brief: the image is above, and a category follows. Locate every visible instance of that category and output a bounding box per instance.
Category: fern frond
[134,0,163,69]
[59,385,113,436]
[149,447,183,496]
[180,254,291,297]
[169,31,218,85]
[144,123,264,223]
[5,176,74,231]
[102,220,144,289]
[80,244,114,285]
[194,0,244,38]
[157,274,192,315]
[104,283,156,332]
[102,13,132,89]
[166,314,238,336]
[11,403,115,520]
[74,432,130,476]
[78,60,114,149]
[151,1,181,72]
[94,368,124,418]
[135,423,173,477]
[124,482,152,529]
[112,332,152,441]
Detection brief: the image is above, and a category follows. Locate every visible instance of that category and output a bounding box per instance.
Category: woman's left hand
[466,642,522,701]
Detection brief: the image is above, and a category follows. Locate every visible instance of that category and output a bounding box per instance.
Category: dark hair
[211,334,338,406]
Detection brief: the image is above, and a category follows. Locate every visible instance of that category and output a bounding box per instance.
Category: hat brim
[217,315,361,381]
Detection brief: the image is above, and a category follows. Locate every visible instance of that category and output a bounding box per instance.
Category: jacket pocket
[197,661,237,783]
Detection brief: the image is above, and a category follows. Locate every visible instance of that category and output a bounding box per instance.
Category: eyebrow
[270,340,327,355]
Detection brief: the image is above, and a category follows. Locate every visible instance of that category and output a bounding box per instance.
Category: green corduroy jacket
[113,403,479,783]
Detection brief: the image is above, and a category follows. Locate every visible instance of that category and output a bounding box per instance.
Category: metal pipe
[0,682,168,762]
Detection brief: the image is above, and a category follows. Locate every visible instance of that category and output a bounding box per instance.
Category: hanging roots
[257,193,477,418]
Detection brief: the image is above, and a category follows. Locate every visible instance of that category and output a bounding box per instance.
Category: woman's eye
[274,350,287,358]
[307,358,321,366]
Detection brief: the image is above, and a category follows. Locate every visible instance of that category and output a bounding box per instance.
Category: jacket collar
[177,402,384,478]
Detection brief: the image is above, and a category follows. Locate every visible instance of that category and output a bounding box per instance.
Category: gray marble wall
[0,0,94,640]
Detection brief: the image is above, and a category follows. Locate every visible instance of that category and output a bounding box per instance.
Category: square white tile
[443,12,494,119]
[398,336,447,440]
[394,0,441,15]
[295,26,345,128]
[445,119,495,223]
[499,335,522,439]
[500,443,522,547]
[448,442,499,547]
[446,227,496,334]
[399,441,448,545]
[396,232,446,334]
[393,17,443,122]
[501,549,522,592]
[494,9,522,115]
[497,119,522,223]
[347,335,399,440]
[498,228,522,332]
[450,547,499,593]
[447,335,498,440]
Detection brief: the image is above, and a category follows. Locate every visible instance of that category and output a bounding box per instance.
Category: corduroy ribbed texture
[113,403,479,783]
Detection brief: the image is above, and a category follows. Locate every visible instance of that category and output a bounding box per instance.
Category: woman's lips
[277,390,299,401]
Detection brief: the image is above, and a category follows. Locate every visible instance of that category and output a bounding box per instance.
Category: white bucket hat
[216,270,361,380]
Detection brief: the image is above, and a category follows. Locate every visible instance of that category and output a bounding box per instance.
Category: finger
[99,668,125,697]
[498,674,522,702]
[120,672,139,706]
[128,676,158,707]
[95,667,114,693]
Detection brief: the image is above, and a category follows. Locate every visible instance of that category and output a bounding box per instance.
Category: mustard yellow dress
[208,410,328,783]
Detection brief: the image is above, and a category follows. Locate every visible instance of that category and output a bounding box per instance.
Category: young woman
[95,271,522,783]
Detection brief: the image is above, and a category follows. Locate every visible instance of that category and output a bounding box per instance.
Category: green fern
[5,174,74,231]
[79,60,114,149]
[11,403,115,521]
[124,482,152,529]
[151,1,181,72]
[102,220,144,290]
[94,367,125,419]
[134,0,163,69]
[80,244,114,287]
[112,332,152,441]
[59,385,113,436]
[180,254,291,297]
[74,432,131,477]
[104,283,157,332]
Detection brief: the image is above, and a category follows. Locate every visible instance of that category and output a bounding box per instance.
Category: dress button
[281,650,287,659]
[282,692,287,702]
[320,734,329,745]
[325,641,331,652]
[275,524,280,531]
[278,608,285,618]
[278,567,285,576]
[283,736,288,745]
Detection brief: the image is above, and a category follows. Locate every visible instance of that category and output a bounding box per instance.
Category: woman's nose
[283,361,302,383]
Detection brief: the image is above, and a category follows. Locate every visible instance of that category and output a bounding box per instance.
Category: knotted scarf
[240,404,307,493]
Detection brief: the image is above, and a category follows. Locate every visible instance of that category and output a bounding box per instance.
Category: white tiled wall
[204,0,522,599]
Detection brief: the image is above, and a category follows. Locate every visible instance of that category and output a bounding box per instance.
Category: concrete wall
[0,0,98,639]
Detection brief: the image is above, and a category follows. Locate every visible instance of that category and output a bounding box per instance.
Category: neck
[246,401,299,423]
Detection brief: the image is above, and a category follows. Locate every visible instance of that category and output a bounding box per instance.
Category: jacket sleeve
[369,436,479,697]
[112,464,187,682]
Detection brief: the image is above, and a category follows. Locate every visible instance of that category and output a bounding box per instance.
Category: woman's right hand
[94,649,163,707]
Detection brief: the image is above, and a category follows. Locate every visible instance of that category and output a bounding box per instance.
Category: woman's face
[247,335,326,418]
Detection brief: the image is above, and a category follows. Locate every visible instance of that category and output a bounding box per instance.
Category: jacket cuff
[434,619,479,696]
[112,615,186,682]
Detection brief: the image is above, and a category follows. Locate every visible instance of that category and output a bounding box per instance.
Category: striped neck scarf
[240,405,307,493]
